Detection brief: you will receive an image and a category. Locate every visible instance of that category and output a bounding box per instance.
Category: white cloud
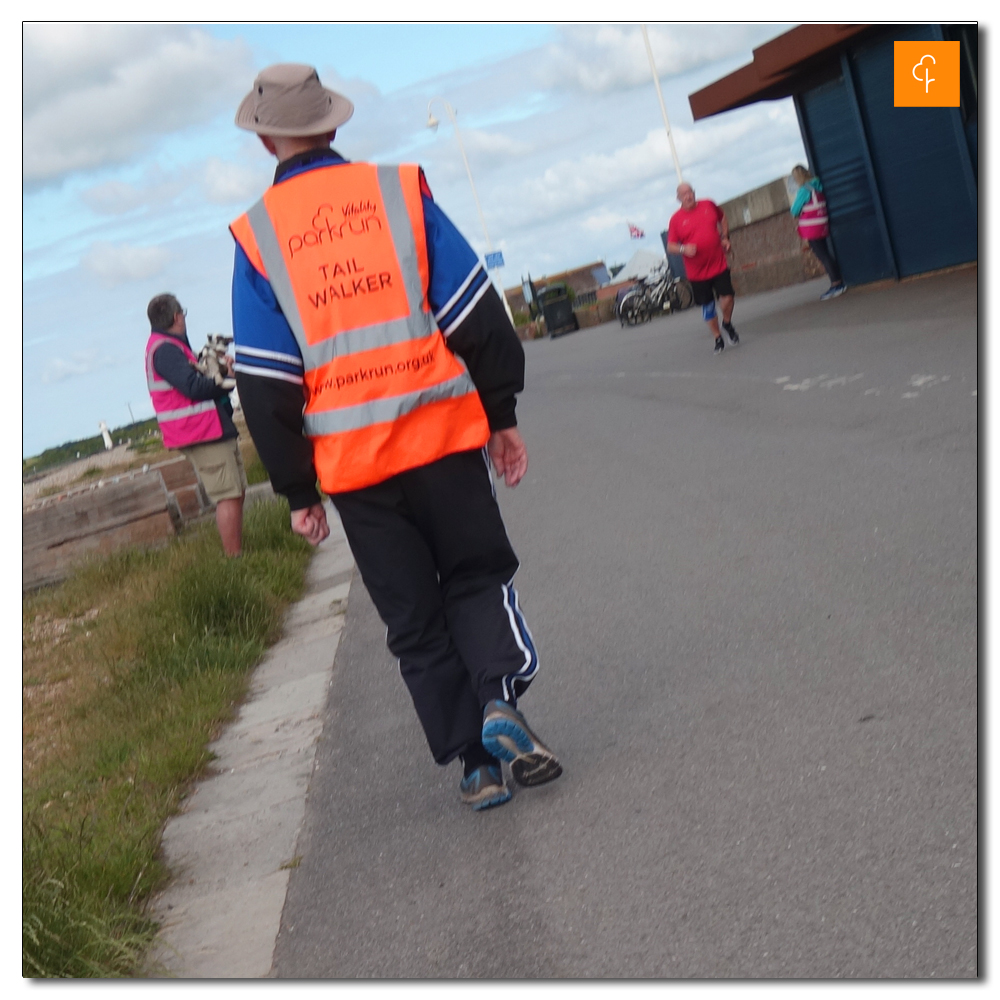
[201,158,271,205]
[492,128,673,230]
[81,242,171,286]
[80,169,185,216]
[78,156,270,216]
[23,24,253,184]
[581,209,628,233]
[536,24,784,94]
[42,349,112,384]
[80,180,150,216]
[459,129,532,159]
[481,101,793,239]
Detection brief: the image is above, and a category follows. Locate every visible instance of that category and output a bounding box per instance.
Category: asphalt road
[272,270,978,979]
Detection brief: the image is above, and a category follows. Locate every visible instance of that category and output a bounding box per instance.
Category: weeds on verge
[23,500,312,977]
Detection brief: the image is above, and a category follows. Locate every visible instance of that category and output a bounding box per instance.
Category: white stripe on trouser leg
[500,582,538,703]
[481,446,497,499]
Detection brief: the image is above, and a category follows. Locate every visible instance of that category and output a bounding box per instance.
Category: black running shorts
[689,268,735,305]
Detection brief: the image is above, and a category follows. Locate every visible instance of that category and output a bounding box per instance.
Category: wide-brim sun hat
[235,63,354,136]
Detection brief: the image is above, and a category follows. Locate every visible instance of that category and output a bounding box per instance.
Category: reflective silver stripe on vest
[247,197,312,354]
[376,165,426,316]
[157,400,219,422]
[245,165,435,371]
[146,341,172,391]
[302,371,477,436]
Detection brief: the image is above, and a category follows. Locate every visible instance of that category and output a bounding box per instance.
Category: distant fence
[23,457,210,591]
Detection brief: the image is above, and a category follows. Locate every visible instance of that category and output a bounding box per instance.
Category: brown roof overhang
[689,23,876,120]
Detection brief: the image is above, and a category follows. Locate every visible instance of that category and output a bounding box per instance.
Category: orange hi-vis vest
[230,163,490,494]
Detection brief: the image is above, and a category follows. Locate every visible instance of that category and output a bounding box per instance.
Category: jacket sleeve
[790,186,809,218]
[235,371,321,510]
[444,285,524,430]
[421,183,524,430]
[231,243,321,510]
[152,342,229,401]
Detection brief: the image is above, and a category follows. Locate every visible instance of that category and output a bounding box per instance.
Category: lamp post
[426,97,514,322]
[641,24,684,186]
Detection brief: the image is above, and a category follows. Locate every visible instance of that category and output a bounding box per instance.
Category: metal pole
[442,102,493,253]
[641,24,684,185]
[429,97,514,324]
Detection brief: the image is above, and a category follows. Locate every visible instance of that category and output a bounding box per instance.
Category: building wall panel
[798,75,896,286]
[848,27,978,278]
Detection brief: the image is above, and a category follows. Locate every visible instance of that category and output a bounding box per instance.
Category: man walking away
[667,183,739,353]
[228,64,561,811]
[145,294,246,556]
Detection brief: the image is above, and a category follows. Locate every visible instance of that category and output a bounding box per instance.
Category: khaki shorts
[183,437,247,503]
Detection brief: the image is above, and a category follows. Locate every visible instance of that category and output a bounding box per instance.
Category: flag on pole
[628,222,645,239]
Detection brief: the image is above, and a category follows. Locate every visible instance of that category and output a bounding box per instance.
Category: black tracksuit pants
[331,448,538,765]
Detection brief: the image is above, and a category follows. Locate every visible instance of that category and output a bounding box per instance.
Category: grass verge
[23,499,313,977]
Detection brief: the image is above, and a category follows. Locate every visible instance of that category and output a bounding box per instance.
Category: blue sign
[485,251,505,269]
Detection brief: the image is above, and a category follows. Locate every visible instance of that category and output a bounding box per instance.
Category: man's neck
[274,146,341,183]
[272,135,331,160]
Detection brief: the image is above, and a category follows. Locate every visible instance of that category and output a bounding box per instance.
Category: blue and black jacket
[231,147,524,509]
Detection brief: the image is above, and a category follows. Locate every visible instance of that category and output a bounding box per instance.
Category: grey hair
[147,293,182,330]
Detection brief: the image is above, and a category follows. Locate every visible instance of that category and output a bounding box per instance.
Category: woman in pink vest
[790,165,846,300]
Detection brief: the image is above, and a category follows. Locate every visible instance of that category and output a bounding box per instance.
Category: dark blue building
[689,24,978,288]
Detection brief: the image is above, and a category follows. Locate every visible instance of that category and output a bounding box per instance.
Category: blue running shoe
[459,764,511,811]
[481,700,563,787]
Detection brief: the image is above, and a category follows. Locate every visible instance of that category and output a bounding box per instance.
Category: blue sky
[22,20,812,457]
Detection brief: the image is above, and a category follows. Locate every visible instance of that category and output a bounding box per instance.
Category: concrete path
[147,501,354,978]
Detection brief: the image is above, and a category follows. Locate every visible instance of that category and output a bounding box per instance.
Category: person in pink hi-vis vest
[145,293,247,556]
[790,165,846,301]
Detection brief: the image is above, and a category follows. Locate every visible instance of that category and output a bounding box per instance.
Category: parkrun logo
[893,41,960,107]
[289,202,383,258]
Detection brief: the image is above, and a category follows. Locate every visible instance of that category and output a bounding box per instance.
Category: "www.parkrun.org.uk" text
[313,349,437,395]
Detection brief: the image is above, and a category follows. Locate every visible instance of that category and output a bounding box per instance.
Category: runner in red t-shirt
[667,183,739,353]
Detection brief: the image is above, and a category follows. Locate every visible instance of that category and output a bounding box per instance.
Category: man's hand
[290,503,330,546]
[488,427,528,488]
[721,237,732,253]
[681,243,697,257]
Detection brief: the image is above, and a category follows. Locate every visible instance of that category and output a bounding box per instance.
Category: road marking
[783,375,830,391]
[820,374,864,389]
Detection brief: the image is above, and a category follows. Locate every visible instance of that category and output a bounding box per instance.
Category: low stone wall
[575,299,617,327]
[720,178,826,296]
[23,471,178,591]
[22,455,213,591]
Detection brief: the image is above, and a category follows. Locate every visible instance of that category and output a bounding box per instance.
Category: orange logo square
[894,41,960,107]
